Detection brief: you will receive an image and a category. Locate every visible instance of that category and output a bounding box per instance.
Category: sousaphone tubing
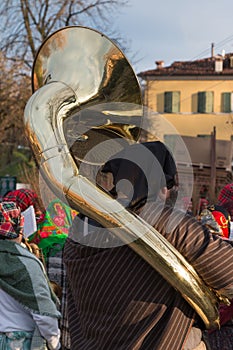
[24,26,226,329]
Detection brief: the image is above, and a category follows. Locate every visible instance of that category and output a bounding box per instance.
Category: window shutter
[198,92,213,113]
[198,92,205,112]
[164,91,180,113]
[222,92,233,112]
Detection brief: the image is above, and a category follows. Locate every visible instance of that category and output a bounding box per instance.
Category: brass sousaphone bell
[24,26,225,329]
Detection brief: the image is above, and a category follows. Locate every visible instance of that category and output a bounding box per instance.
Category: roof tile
[138,53,233,77]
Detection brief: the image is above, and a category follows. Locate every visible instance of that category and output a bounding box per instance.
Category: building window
[198,91,214,113]
[222,92,233,112]
[164,91,180,113]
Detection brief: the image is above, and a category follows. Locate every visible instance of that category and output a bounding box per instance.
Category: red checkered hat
[0,202,24,239]
[218,183,233,207]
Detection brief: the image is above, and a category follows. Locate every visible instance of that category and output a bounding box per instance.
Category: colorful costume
[30,199,77,350]
[0,202,61,350]
[29,198,77,260]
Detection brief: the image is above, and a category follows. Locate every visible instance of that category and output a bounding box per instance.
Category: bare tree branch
[0,0,131,164]
[0,0,130,70]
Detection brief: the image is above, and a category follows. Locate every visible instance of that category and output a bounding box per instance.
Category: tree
[0,51,31,176]
[0,0,129,72]
[0,53,31,143]
[0,0,130,176]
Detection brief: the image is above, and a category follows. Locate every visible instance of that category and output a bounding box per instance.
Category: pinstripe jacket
[64,203,233,350]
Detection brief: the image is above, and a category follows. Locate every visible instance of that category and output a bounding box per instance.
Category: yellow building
[138,54,233,141]
[138,53,233,211]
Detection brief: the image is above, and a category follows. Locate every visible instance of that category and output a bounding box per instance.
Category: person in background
[199,184,233,349]
[3,189,76,350]
[3,188,45,223]
[0,201,61,350]
[29,242,62,303]
[29,242,45,262]
[199,204,231,239]
[217,183,233,240]
[30,197,77,261]
[206,279,233,350]
[63,141,233,350]
[29,198,77,350]
[197,198,209,217]
[180,197,194,216]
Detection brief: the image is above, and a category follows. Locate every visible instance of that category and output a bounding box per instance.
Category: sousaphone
[24,26,226,329]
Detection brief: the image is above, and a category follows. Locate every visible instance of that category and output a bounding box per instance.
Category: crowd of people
[0,188,76,349]
[1,141,233,349]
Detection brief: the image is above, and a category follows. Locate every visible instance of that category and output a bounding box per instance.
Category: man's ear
[97,170,114,191]
[159,187,168,201]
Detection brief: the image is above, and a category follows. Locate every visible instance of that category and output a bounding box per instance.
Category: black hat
[101,141,177,209]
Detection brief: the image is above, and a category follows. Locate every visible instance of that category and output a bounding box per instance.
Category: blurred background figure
[29,242,44,261]
[3,188,45,224]
[29,198,77,350]
[30,198,77,261]
[3,188,76,350]
[197,198,209,217]
[181,197,194,216]
[199,204,231,239]
[198,189,233,349]
[0,201,61,349]
[217,183,233,240]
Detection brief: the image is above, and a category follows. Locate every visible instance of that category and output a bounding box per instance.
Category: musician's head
[100,141,177,211]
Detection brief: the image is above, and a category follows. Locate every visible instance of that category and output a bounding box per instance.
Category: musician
[63,141,233,350]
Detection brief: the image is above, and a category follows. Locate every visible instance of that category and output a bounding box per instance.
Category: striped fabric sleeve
[142,203,233,298]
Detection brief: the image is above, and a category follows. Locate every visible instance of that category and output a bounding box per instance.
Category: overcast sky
[115,0,233,74]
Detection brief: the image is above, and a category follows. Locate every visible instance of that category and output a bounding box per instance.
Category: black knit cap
[101,141,177,209]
